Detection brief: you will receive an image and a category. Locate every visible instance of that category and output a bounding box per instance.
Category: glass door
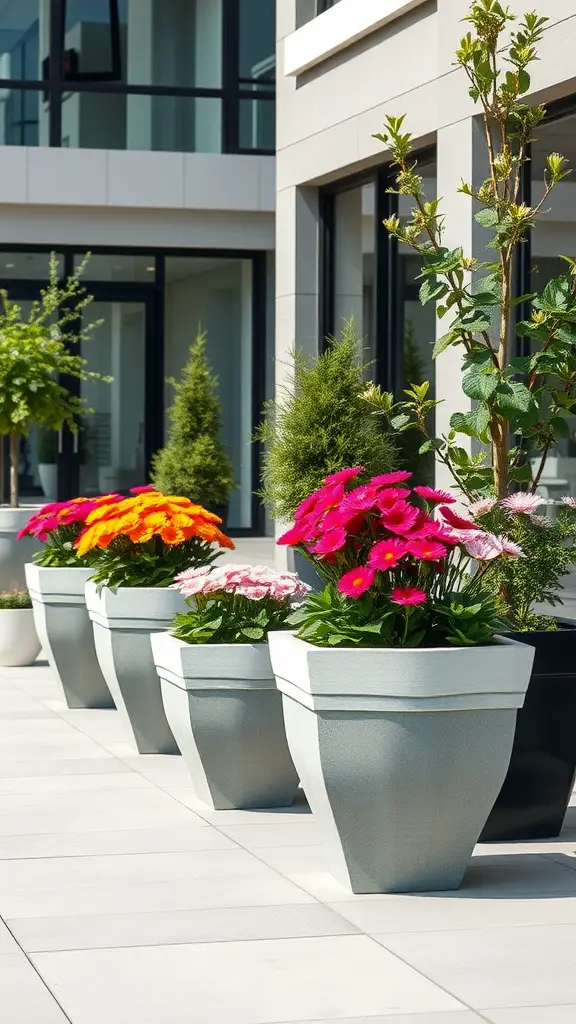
[60,289,158,499]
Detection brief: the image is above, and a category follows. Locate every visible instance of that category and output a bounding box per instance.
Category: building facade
[0,0,276,534]
[276,0,576,499]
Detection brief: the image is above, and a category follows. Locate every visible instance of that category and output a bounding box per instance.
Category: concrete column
[434,116,490,493]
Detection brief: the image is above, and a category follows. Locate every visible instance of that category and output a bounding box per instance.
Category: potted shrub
[0,589,41,667]
[19,493,123,709]
[151,331,234,527]
[366,2,576,841]
[0,253,109,589]
[37,430,57,501]
[270,469,535,894]
[151,564,309,809]
[79,487,235,754]
[256,319,396,587]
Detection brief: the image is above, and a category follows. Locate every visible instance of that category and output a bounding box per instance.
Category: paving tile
[375,923,576,1009]
[0,919,19,954]
[284,1017,480,1024]
[0,736,111,762]
[0,953,69,1023]
[0,758,128,778]
[0,867,315,918]
[484,1008,576,1023]
[253,845,329,875]
[0,773,152,796]
[10,903,358,952]
[0,825,234,860]
[0,788,203,835]
[184,801,313,826]
[219,820,321,849]
[32,935,464,1023]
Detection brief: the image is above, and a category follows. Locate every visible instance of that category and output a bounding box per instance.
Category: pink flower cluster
[278,467,523,603]
[174,564,310,604]
[17,494,123,542]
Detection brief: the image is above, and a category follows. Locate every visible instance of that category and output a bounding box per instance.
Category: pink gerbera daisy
[499,536,525,558]
[464,533,503,561]
[294,492,321,521]
[370,470,413,487]
[339,484,380,514]
[413,485,456,505]
[368,537,408,571]
[380,500,420,536]
[390,586,427,607]
[338,565,376,599]
[311,528,348,556]
[440,506,481,532]
[323,466,364,486]
[408,539,448,561]
[468,497,497,517]
[501,493,544,515]
[376,487,412,510]
[277,515,318,546]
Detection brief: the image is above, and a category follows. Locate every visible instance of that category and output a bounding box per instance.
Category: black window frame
[0,244,268,536]
[318,146,436,395]
[0,0,276,155]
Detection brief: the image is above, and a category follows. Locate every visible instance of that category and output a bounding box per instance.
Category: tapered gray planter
[0,507,41,591]
[151,631,299,809]
[86,582,186,754]
[269,632,535,895]
[26,564,114,709]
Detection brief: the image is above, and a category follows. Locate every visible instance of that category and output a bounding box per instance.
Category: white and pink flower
[501,493,544,515]
[468,498,497,518]
[173,564,310,603]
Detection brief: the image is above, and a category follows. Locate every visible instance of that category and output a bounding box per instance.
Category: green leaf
[433,331,457,358]
[462,367,498,401]
[550,416,571,439]
[419,438,444,455]
[508,355,532,373]
[419,278,449,306]
[450,409,489,440]
[390,413,411,430]
[241,626,265,641]
[495,381,536,415]
[474,208,499,228]
[518,68,531,94]
[509,463,533,483]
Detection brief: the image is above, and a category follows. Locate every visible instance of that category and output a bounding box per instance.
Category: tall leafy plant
[367,1,576,503]
[151,331,234,509]
[256,319,396,521]
[0,253,109,507]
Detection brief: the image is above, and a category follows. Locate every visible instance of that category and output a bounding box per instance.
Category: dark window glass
[239,0,275,82]
[239,95,275,151]
[0,0,41,81]
[1,87,40,145]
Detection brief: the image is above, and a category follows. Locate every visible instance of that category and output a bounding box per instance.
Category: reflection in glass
[125,0,221,89]
[0,252,63,280]
[333,183,375,367]
[61,91,222,152]
[80,300,146,496]
[239,96,275,151]
[0,0,42,80]
[73,253,155,282]
[0,87,41,145]
[164,257,253,530]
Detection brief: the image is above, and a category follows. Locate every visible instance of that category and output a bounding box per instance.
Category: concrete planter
[151,632,299,810]
[25,564,114,710]
[0,609,41,666]
[38,464,57,501]
[86,582,186,754]
[269,631,535,895]
[0,507,41,591]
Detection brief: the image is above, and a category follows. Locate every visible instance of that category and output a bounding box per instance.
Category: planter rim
[151,630,275,691]
[26,563,96,606]
[268,630,535,714]
[85,581,186,631]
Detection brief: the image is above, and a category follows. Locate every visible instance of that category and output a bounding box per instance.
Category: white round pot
[0,608,41,667]
[38,464,57,501]
[26,564,114,709]
[0,507,42,591]
[269,632,535,895]
[86,582,186,754]
[151,632,299,810]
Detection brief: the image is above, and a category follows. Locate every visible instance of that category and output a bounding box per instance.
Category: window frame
[0,0,276,155]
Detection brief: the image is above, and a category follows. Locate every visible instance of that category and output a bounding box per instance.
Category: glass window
[64,0,124,78]
[239,0,275,82]
[333,182,375,368]
[530,112,576,499]
[0,251,63,279]
[0,86,42,144]
[0,0,42,81]
[239,94,274,151]
[74,253,155,281]
[164,256,254,530]
[124,0,221,89]
[60,91,222,152]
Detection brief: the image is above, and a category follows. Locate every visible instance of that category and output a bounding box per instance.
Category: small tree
[0,253,110,507]
[367,2,576,503]
[151,330,234,507]
[257,319,397,521]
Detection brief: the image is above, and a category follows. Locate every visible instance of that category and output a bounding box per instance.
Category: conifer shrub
[151,331,234,509]
[257,319,397,521]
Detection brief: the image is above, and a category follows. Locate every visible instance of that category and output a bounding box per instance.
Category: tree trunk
[9,433,19,508]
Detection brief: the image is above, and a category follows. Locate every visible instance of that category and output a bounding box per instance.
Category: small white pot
[269,631,535,895]
[86,582,186,754]
[38,464,57,501]
[0,608,41,667]
[151,632,298,810]
[0,507,42,591]
[25,564,113,709]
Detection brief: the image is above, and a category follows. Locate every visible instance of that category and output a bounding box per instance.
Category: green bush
[151,330,234,508]
[0,590,32,609]
[256,319,397,521]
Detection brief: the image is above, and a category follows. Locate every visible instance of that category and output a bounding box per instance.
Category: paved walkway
[1,661,576,1024]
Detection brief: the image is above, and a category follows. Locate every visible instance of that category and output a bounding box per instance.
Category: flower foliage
[280,469,518,648]
[77,489,235,591]
[171,565,310,645]
[0,589,32,609]
[467,497,576,630]
[18,494,123,568]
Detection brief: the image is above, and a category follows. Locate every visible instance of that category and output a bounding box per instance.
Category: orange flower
[160,524,186,545]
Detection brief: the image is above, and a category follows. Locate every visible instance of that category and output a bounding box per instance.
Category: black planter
[480,619,576,842]
[207,503,229,531]
[293,550,326,592]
